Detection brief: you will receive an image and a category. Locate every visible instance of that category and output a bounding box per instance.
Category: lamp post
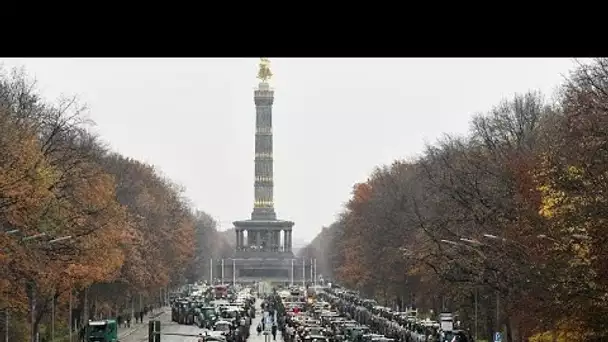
[5,309,8,342]
[232,259,236,285]
[310,258,313,285]
[68,283,73,342]
[210,259,213,284]
[51,288,55,342]
[537,233,590,243]
[302,259,306,288]
[441,239,487,259]
[440,239,485,338]
[19,232,47,342]
[290,259,294,286]
[1,230,71,342]
[221,259,225,285]
[313,259,317,287]
[474,287,478,341]
[496,290,500,338]
[46,235,74,342]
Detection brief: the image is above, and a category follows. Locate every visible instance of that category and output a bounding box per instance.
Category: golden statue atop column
[257,58,273,82]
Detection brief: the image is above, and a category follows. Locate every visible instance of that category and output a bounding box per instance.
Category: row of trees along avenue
[302,58,608,342]
[0,67,232,341]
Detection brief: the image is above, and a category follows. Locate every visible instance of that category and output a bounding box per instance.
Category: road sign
[494,332,503,342]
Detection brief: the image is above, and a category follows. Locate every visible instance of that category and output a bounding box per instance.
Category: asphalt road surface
[121,299,282,342]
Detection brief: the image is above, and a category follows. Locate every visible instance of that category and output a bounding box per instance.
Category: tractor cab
[214,319,233,335]
[87,319,118,342]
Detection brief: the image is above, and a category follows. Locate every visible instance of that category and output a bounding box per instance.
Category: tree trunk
[505,314,513,342]
[27,282,36,342]
[486,295,494,342]
[33,298,51,342]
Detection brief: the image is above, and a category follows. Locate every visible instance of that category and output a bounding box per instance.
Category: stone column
[235,230,240,249]
[285,231,291,252]
[283,231,287,252]
[270,231,275,251]
[252,82,276,220]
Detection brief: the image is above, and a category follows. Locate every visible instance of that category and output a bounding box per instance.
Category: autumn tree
[304,74,608,341]
[184,211,234,283]
[530,58,608,341]
[0,66,217,341]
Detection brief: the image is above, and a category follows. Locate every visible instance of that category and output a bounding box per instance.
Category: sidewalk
[118,306,170,339]
[55,307,170,342]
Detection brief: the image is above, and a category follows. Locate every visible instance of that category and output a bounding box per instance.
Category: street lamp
[221,259,225,284]
[537,233,590,242]
[481,234,529,256]
[46,235,73,342]
[302,258,306,288]
[22,233,46,241]
[5,232,68,342]
[459,238,483,246]
[49,235,72,244]
[232,259,236,285]
[441,239,487,260]
[571,234,590,240]
[440,238,491,340]
[210,259,213,284]
[2,231,47,342]
[313,259,317,287]
[290,259,294,286]
[483,234,504,241]
[440,239,459,246]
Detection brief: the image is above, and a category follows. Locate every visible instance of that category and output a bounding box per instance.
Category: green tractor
[176,302,194,324]
[346,325,370,342]
[198,306,218,329]
[86,319,118,342]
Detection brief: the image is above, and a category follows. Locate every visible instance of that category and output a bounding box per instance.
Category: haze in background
[0,58,577,245]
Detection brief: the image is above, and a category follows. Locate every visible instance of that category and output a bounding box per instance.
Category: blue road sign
[494,332,503,342]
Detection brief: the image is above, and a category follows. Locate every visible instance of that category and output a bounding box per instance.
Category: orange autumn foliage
[305,60,608,341]
[0,67,201,341]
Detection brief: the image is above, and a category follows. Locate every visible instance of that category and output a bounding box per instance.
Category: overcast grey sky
[0,58,577,244]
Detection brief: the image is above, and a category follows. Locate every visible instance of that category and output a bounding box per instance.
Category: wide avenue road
[121,300,279,342]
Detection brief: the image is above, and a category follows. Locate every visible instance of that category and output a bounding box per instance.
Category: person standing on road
[78,325,85,342]
[285,324,294,342]
[271,322,278,341]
